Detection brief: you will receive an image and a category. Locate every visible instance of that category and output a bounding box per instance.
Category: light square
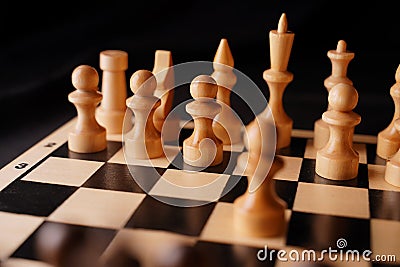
[371,219,400,263]
[100,228,196,266]
[108,145,180,168]
[0,212,44,260]
[149,169,230,202]
[293,183,370,219]
[199,202,291,249]
[22,157,104,187]
[304,140,367,164]
[368,164,400,192]
[274,156,302,181]
[232,153,302,182]
[48,188,145,229]
[2,258,53,267]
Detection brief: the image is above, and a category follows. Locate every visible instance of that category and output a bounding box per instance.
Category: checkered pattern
[0,123,399,267]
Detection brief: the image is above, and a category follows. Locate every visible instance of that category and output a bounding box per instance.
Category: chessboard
[0,116,399,267]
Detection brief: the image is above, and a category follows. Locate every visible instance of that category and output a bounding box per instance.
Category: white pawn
[125,70,163,159]
[314,40,354,149]
[385,118,400,187]
[316,83,361,180]
[68,65,107,153]
[183,75,223,167]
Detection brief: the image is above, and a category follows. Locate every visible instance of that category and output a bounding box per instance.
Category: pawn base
[183,139,223,167]
[68,130,107,154]
[377,132,400,160]
[125,137,163,160]
[233,195,285,237]
[316,150,359,180]
[385,160,400,187]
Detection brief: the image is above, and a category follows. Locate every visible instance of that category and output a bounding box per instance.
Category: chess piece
[245,13,294,151]
[68,65,107,153]
[125,70,163,159]
[314,40,354,149]
[96,50,128,134]
[316,83,361,180]
[104,246,141,267]
[377,65,400,159]
[183,75,223,167]
[152,50,180,142]
[384,118,400,187]
[211,38,242,145]
[152,50,175,133]
[35,223,100,267]
[234,118,286,237]
[153,243,205,267]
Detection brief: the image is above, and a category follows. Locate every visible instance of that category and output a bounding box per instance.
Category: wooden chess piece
[96,50,128,134]
[245,13,294,151]
[68,65,107,153]
[183,75,223,167]
[377,64,400,159]
[314,40,354,149]
[314,40,355,149]
[125,70,163,159]
[153,243,205,267]
[152,50,175,133]
[316,83,361,180]
[234,118,286,237]
[211,38,242,145]
[35,223,100,267]
[384,118,400,187]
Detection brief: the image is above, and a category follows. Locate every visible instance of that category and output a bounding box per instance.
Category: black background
[0,0,399,167]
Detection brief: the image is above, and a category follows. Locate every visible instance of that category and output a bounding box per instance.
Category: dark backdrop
[0,0,399,167]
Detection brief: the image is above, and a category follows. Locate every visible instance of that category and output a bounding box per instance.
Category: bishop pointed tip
[395,64,400,82]
[213,38,234,67]
[277,13,288,33]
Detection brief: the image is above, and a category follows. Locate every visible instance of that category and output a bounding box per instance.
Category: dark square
[169,151,240,175]
[166,127,193,147]
[366,143,387,166]
[275,179,298,209]
[194,241,276,267]
[286,211,370,252]
[369,189,400,221]
[298,158,369,188]
[0,180,77,217]
[51,141,122,162]
[125,196,216,236]
[12,221,116,261]
[179,127,193,146]
[82,163,165,193]
[277,137,307,158]
[220,175,247,203]
[219,176,298,209]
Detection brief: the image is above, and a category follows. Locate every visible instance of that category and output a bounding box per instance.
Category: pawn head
[71,65,99,91]
[328,83,358,112]
[190,75,218,100]
[130,70,157,96]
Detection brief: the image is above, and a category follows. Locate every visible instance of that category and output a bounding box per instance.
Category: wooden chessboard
[0,117,399,267]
